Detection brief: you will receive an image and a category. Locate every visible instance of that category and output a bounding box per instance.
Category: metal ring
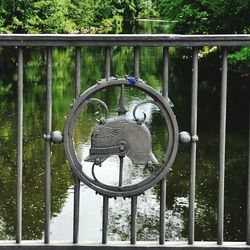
[64,78,179,197]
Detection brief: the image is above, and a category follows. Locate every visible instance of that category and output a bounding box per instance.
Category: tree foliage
[0,0,157,33]
[153,0,250,67]
[154,0,250,34]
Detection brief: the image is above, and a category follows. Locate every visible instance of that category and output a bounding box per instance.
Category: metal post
[73,176,80,244]
[103,45,112,241]
[188,48,198,245]
[103,47,111,242]
[159,46,169,244]
[16,47,23,243]
[163,46,169,99]
[45,47,52,244]
[73,46,81,244]
[131,196,137,244]
[159,177,166,244]
[105,47,111,80]
[102,196,109,244]
[134,47,140,79]
[218,48,228,245]
[247,102,250,245]
[119,156,124,187]
[75,47,81,99]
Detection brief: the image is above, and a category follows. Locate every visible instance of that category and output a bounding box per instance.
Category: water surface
[0,20,249,242]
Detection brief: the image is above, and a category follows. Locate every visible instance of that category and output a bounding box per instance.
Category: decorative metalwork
[64,77,179,197]
[85,117,158,165]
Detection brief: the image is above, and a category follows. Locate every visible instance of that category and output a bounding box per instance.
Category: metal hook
[133,100,159,124]
[87,98,109,123]
[91,160,102,183]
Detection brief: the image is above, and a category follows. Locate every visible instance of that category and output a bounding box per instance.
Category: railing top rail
[1,34,250,46]
[0,241,250,249]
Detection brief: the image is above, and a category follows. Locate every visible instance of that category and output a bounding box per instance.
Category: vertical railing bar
[163,46,169,99]
[103,47,111,244]
[159,178,166,244]
[75,47,81,99]
[73,47,81,243]
[218,48,228,245]
[134,47,140,79]
[159,46,169,245]
[119,156,124,187]
[105,47,111,80]
[73,176,80,243]
[188,47,199,245]
[102,196,109,244]
[132,46,140,244]
[73,46,81,244]
[131,196,137,244]
[247,102,250,245]
[16,47,23,243]
[103,45,111,242]
[45,47,52,244]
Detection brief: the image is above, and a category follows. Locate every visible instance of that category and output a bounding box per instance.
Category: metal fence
[0,34,250,249]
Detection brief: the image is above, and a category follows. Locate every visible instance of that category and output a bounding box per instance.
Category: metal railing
[0,34,250,249]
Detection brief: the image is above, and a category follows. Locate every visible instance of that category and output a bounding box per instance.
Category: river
[0,20,249,242]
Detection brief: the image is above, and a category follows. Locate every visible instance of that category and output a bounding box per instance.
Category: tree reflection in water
[0,20,249,241]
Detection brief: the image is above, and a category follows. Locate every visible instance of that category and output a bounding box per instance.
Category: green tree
[0,0,74,33]
[154,0,250,34]
[26,0,74,33]
[67,0,96,31]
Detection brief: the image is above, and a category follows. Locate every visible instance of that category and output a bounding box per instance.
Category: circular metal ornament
[64,78,179,197]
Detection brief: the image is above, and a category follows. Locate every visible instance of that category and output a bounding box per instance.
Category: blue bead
[127,76,136,86]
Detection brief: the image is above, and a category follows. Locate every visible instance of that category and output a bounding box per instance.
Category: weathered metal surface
[105,47,111,80]
[189,48,199,245]
[131,196,138,244]
[179,131,191,144]
[16,47,23,243]
[117,85,128,116]
[1,34,250,46]
[73,50,81,243]
[162,47,169,99]
[64,78,179,197]
[85,117,158,165]
[134,47,140,78]
[160,46,169,245]
[50,131,63,144]
[102,196,109,244]
[218,49,228,245]
[1,241,250,249]
[1,34,248,247]
[45,47,52,244]
[73,176,80,244]
[159,177,166,244]
[75,47,81,99]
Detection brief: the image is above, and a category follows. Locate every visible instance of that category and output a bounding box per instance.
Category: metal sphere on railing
[179,131,191,144]
[51,131,63,144]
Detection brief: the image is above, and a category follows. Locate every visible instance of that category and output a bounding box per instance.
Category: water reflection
[0,20,249,241]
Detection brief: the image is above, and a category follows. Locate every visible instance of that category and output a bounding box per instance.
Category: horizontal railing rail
[0,34,249,249]
[0,241,250,250]
[1,34,250,46]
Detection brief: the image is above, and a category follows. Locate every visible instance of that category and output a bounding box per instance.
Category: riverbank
[69,15,123,34]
